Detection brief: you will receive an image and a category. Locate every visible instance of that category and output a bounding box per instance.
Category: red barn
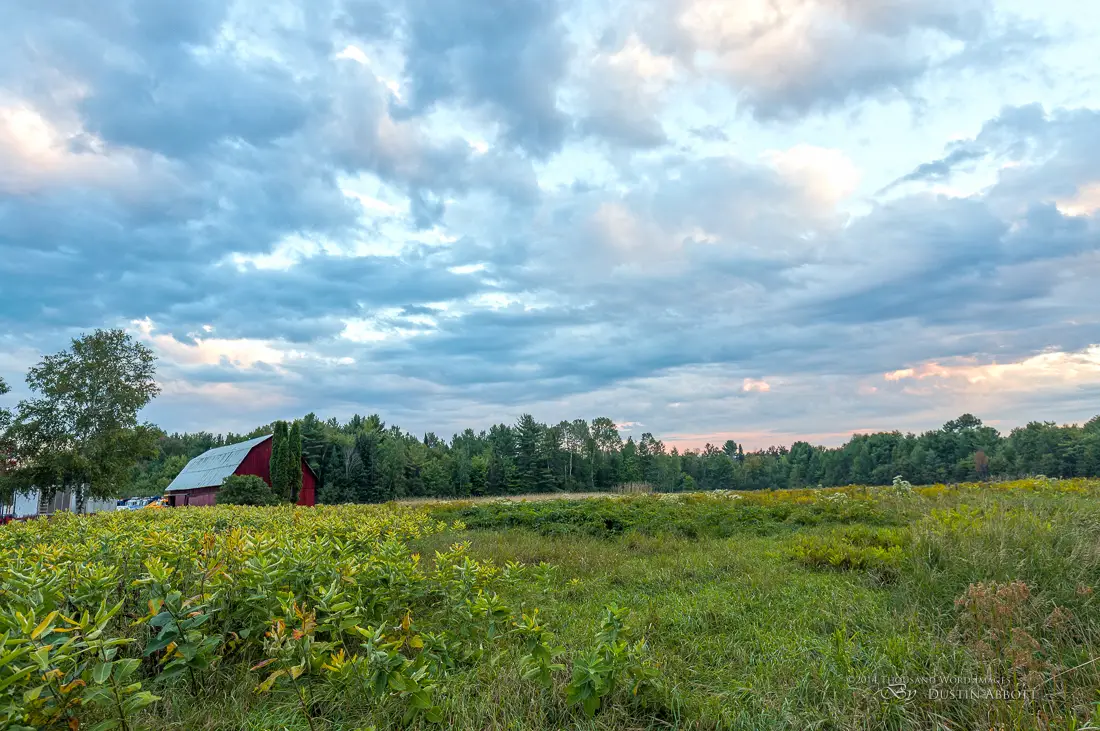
[165,434,316,507]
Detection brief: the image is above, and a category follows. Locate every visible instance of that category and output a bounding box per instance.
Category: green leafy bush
[788,525,906,581]
[217,474,280,506]
[0,505,658,728]
[431,489,895,540]
[565,605,659,717]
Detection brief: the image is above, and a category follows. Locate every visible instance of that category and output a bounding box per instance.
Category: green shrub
[788,525,906,582]
[217,474,280,506]
[430,491,895,541]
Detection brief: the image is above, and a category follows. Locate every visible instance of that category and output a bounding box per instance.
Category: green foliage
[0,377,12,493]
[288,421,303,502]
[511,609,564,689]
[0,601,159,730]
[788,525,907,582]
[431,488,895,539]
[0,503,677,729]
[127,453,188,498]
[270,421,290,501]
[1,329,160,505]
[564,605,658,716]
[134,561,223,694]
[0,376,11,433]
[125,408,1100,505]
[6,480,1100,728]
[217,474,280,506]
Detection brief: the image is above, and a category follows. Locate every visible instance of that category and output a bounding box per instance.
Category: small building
[1,489,116,519]
[164,434,316,507]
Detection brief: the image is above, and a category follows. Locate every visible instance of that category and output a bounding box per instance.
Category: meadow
[2,479,1099,730]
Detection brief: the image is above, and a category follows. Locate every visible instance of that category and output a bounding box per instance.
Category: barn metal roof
[165,434,272,492]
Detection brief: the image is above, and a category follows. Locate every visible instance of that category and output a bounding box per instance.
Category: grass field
[2,479,1099,730]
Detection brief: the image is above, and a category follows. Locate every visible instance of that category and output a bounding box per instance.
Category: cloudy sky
[2,0,1099,448]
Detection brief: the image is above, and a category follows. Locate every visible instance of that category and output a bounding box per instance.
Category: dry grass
[396,491,617,506]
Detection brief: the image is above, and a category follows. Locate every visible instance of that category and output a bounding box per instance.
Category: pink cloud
[885,346,1100,387]
[664,427,880,452]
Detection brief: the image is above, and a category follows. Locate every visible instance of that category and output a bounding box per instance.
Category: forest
[3,329,1098,505]
[129,410,1100,502]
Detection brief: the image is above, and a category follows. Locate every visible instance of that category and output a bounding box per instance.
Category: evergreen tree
[353,429,384,502]
[117,406,1100,501]
[269,421,289,501]
[515,414,543,491]
[299,413,333,497]
[620,437,643,483]
[288,420,303,502]
[378,430,406,500]
[487,423,518,494]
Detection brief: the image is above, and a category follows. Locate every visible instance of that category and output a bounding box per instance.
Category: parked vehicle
[114,496,167,510]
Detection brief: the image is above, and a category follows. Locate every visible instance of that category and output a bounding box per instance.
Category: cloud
[742,378,771,393]
[132,318,288,370]
[0,0,1097,446]
[765,145,861,208]
[391,0,572,158]
[879,144,988,193]
[1058,183,1100,218]
[885,346,1100,385]
[634,0,1043,119]
[689,125,729,142]
[576,34,673,149]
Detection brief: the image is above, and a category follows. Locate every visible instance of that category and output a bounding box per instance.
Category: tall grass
[416,479,1100,729]
[5,479,1099,729]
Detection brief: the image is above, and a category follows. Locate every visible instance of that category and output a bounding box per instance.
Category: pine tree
[354,430,384,503]
[515,414,543,492]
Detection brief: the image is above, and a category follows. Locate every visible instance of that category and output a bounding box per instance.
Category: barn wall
[188,487,219,507]
[163,437,316,509]
[236,438,274,485]
[234,439,317,506]
[298,467,316,507]
[168,487,219,507]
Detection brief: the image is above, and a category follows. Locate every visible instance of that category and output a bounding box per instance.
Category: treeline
[130,412,1100,501]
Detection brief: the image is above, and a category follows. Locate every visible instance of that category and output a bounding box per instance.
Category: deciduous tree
[2,329,160,509]
[217,474,279,506]
[0,377,13,484]
[0,376,11,432]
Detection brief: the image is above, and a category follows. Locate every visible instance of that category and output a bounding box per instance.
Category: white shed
[1,488,116,518]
